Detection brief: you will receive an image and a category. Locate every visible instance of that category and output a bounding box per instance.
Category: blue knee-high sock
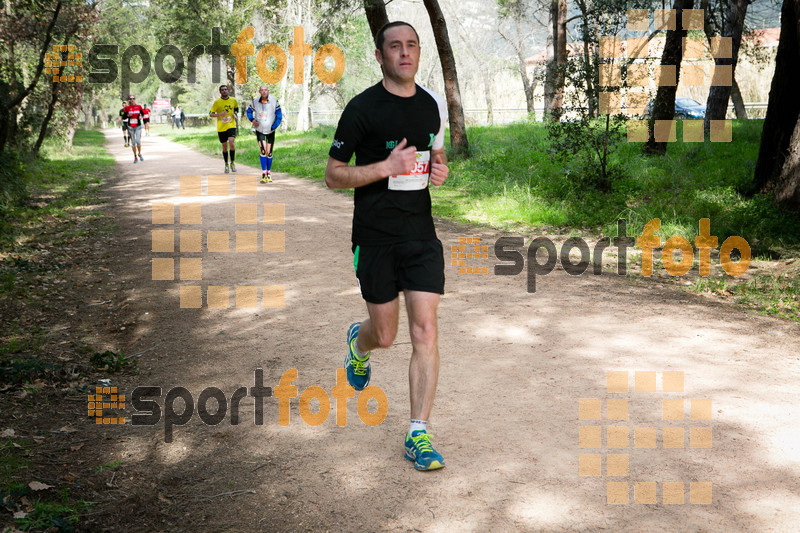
[260,154,267,171]
[267,156,273,171]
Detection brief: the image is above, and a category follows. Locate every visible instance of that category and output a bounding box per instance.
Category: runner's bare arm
[325,138,417,189]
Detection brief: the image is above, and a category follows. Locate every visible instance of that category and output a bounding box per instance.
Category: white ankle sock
[351,337,369,358]
[410,419,427,434]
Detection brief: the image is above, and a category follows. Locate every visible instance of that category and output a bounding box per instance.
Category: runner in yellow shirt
[209,85,239,173]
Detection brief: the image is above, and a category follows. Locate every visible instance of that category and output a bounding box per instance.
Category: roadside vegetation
[161,119,800,321]
[0,130,134,531]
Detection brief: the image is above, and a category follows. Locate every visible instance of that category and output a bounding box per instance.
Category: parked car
[645,97,706,119]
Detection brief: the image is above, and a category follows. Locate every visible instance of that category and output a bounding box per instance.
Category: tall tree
[644,0,694,155]
[363,0,389,39]
[0,0,63,154]
[497,0,536,115]
[449,7,496,124]
[752,0,800,209]
[422,0,469,156]
[544,0,566,120]
[703,0,752,132]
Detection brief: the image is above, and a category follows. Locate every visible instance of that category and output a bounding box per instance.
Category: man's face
[219,86,229,98]
[259,86,269,99]
[376,25,420,83]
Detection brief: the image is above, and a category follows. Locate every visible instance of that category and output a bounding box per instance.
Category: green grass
[162,119,800,321]
[156,123,335,182]
[0,130,115,252]
[160,120,800,253]
[1,130,116,385]
[731,273,800,320]
[0,130,115,298]
[1,440,95,531]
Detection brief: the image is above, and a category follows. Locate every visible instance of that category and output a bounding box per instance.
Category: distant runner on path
[143,103,151,136]
[119,102,130,147]
[246,84,282,183]
[122,94,145,163]
[209,85,239,174]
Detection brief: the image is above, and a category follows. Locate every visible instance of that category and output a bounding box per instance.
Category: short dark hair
[219,85,228,91]
[375,21,419,54]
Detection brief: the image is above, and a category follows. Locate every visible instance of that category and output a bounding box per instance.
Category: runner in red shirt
[122,94,145,163]
[143,104,151,136]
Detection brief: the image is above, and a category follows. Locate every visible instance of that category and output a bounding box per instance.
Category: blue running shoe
[344,322,370,391]
[404,430,445,471]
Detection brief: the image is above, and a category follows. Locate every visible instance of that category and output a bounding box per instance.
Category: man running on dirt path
[246,84,282,183]
[325,21,449,471]
[209,85,239,174]
[122,94,145,163]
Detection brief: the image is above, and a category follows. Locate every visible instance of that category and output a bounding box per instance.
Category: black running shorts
[255,130,275,146]
[352,239,445,304]
[217,128,237,143]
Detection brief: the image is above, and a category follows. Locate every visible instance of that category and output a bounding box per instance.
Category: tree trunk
[514,19,534,115]
[731,76,747,119]
[704,0,749,133]
[33,83,58,157]
[66,85,84,149]
[363,0,389,41]
[0,0,62,154]
[296,56,311,131]
[422,0,470,156]
[644,0,694,155]
[577,0,596,118]
[544,0,567,120]
[482,69,494,125]
[752,0,800,209]
[555,0,567,109]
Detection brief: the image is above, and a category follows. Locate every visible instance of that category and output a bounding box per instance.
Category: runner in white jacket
[246,85,282,183]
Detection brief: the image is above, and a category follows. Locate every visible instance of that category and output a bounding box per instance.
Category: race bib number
[388,151,430,191]
[129,118,138,126]
[143,113,149,119]
[257,112,269,120]
[221,116,232,123]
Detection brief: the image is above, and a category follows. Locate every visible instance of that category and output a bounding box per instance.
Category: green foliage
[0,358,60,385]
[14,490,96,532]
[90,350,133,373]
[92,460,122,473]
[0,130,113,250]
[165,119,800,252]
[546,113,629,192]
[731,273,800,320]
[158,124,336,182]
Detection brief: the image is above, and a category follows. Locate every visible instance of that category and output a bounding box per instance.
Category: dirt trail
[77,128,800,532]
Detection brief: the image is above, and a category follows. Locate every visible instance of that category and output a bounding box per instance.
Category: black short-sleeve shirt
[329,82,444,246]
